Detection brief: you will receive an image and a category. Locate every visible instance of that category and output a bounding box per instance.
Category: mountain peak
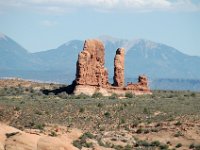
[98,35,121,43]
[98,36,160,54]
[137,39,159,49]
[1,34,200,81]
[0,32,7,40]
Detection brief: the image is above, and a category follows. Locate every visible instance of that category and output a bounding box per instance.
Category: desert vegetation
[0,80,200,149]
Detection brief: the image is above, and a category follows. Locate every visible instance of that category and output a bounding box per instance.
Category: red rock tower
[113,48,125,87]
[72,39,151,96]
[75,39,109,87]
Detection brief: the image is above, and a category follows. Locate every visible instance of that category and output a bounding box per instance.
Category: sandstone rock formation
[0,123,78,150]
[75,40,109,87]
[125,75,150,92]
[73,39,151,96]
[138,75,148,86]
[113,48,125,87]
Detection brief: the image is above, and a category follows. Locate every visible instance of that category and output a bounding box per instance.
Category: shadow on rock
[42,81,76,95]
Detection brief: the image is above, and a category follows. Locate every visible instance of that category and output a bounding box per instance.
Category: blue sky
[0,0,200,56]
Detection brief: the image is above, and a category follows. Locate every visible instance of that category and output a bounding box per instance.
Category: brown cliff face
[113,48,125,87]
[75,40,109,87]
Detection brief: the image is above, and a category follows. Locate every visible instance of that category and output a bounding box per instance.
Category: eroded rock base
[74,85,152,96]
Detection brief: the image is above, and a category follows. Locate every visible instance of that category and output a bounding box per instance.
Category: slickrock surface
[0,123,78,150]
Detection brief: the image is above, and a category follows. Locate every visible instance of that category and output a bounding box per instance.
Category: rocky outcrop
[0,123,78,150]
[73,39,151,96]
[113,48,125,87]
[138,75,148,86]
[75,40,109,87]
[125,75,150,92]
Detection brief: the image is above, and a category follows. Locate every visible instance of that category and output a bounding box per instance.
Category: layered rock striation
[73,39,151,96]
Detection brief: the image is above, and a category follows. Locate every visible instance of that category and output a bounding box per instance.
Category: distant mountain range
[0,33,200,90]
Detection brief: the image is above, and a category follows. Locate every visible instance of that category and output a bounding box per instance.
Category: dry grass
[0,79,200,149]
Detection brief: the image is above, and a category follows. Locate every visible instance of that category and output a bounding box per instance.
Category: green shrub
[82,132,94,139]
[174,131,183,137]
[119,106,124,111]
[191,92,196,97]
[176,143,182,148]
[137,140,150,147]
[166,141,171,145]
[73,132,94,149]
[97,103,103,108]
[83,142,93,148]
[92,92,103,98]
[125,92,133,98]
[76,93,90,99]
[159,144,169,149]
[151,128,159,132]
[150,140,160,147]
[35,124,45,130]
[132,121,139,127]
[14,106,20,111]
[143,107,150,114]
[104,112,111,118]
[195,144,200,150]
[189,143,195,149]
[48,92,55,96]
[111,138,117,141]
[123,102,128,107]
[98,139,105,147]
[79,107,85,113]
[73,140,82,149]
[121,138,127,143]
[120,118,126,124]
[49,131,57,137]
[99,127,105,131]
[174,121,182,126]
[124,144,132,150]
[109,93,118,99]
[114,145,123,150]
[35,110,43,115]
[57,92,68,99]
[143,129,150,134]
[136,128,143,134]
